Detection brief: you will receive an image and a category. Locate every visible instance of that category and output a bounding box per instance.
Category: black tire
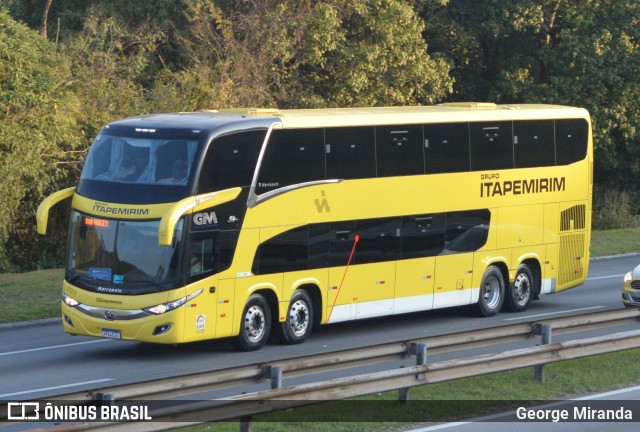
[476,265,505,317]
[232,294,271,352]
[504,264,533,312]
[275,290,313,345]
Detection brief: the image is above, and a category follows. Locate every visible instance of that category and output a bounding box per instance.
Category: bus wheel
[233,294,272,351]
[276,290,313,345]
[504,264,533,312]
[476,265,505,317]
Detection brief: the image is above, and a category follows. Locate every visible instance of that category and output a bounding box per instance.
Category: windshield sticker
[113,275,124,284]
[89,268,112,281]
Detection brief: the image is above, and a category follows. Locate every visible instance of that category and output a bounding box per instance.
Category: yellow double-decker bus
[38,103,592,351]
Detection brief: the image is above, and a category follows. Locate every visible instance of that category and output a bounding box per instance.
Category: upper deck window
[81,135,199,186]
[325,126,376,180]
[255,129,324,195]
[197,130,265,193]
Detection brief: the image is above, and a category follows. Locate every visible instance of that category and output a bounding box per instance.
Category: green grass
[590,227,640,257]
[0,268,63,323]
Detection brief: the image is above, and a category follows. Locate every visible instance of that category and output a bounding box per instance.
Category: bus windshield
[80,134,199,186]
[67,211,184,292]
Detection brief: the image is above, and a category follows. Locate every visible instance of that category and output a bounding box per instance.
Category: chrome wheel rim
[513,273,531,306]
[288,299,310,337]
[243,305,266,342]
[483,276,501,309]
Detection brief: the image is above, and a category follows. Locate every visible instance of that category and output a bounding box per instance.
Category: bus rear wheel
[275,290,313,345]
[504,264,533,312]
[476,265,505,317]
[232,294,272,352]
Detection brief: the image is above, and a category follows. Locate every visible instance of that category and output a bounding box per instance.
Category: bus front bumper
[61,301,185,344]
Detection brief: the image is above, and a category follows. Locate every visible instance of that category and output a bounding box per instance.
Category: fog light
[64,315,74,327]
[153,324,172,336]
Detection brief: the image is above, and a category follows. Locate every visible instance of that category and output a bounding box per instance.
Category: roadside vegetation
[3,1,640,273]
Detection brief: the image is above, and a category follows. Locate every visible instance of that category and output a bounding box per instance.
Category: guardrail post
[399,343,427,403]
[240,366,282,432]
[240,417,252,432]
[534,323,552,382]
[271,366,283,389]
[96,393,114,406]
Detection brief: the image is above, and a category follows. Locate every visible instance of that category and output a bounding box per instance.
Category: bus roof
[218,103,589,129]
[109,104,589,133]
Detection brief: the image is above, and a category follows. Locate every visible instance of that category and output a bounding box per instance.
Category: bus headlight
[62,291,80,307]
[624,271,633,285]
[143,289,203,315]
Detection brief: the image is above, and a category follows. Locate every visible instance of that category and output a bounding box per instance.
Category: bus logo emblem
[104,310,115,320]
[193,212,219,227]
[315,191,331,213]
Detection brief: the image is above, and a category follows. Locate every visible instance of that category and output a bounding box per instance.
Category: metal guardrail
[2,308,640,431]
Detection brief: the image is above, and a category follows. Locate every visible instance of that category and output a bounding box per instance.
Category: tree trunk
[41,0,54,38]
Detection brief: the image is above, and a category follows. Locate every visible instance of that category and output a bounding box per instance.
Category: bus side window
[354,217,401,264]
[469,121,514,171]
[329,221,357,266]
[217,230,240,273]
[513,120,555,168]
[255,129,325,195]
[188,235,215,278]
[252,226,309,275]
[443,210,491,253]
[188,229,239,279]
[325,127,376,180]
[424,123,470,174]
[376,125,424,177]
[555,119,588,165]
[308,223,330,270]
[401,214,446,258]
[197,130,265,193]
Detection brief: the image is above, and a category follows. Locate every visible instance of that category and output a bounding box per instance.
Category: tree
[423,0,640,190]
[0,10,75,270]
[158,0,453,110]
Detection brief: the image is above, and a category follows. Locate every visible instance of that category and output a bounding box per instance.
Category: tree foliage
[0,10,74,270]
[1,0,640,270]
[423,0,640,186]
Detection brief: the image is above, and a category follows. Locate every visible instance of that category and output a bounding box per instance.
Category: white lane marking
[406,385,640,431]
[502,306,605,321]
[588,274,624,281]
[575,383,640,399]
[0,339,112,357]
[0,379,113,398]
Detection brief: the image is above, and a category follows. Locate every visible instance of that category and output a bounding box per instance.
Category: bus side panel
[393,257,435,314]
[182,279,217,341]
[326,263,395,322]
[543,203,560,245]
[542,244,559,294]
[215,278,236,338]
[433,253,473,308]
[496,205,544,249]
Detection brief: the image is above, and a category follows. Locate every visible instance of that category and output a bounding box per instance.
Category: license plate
[101,328,121,339]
